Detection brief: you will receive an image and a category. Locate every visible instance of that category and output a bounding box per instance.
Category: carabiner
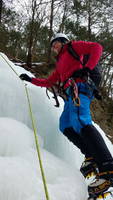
[73,96,80,106]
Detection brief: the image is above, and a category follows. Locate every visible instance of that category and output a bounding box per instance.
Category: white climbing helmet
[51,33,69,46]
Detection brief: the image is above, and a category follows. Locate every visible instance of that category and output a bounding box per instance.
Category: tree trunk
[26,0,36,68]
[0,0,3,24]
[47,0,54,64]
[87,0,92,40]
[58,0,68,32]
[26,28,33,68]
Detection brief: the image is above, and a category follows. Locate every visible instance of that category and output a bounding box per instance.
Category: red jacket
[31,40,103,88]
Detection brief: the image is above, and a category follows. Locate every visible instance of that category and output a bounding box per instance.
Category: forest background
[0,0,113,139]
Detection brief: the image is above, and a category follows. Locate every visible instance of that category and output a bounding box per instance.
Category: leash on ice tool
[0,53,50,200]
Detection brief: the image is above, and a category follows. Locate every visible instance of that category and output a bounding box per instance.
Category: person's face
[51,41,63,55]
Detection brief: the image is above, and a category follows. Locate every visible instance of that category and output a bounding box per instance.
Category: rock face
[91,99,113,142]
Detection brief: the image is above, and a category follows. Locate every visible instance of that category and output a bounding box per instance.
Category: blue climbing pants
[59,82,94,134]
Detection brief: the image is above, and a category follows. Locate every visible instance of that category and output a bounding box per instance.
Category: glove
[73,67,90,79]
[81,67,91,77]
[19,74,32,82]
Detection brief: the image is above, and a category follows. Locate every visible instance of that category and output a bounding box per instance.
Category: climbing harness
[46,81,68,107]
[0,53,50,200]
[46,77,81,107]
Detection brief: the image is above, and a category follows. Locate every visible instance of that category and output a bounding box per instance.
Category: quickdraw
[69,78,80,106]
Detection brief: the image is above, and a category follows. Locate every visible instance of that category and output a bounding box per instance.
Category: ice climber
[20,33,113,197]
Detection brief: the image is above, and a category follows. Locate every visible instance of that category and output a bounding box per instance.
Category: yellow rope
[0,53,50,200]
[24,85,50,200]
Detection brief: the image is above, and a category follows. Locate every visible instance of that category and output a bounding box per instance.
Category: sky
[0,53,113,200]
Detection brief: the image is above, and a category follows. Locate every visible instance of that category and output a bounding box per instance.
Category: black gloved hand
[81,67,91,77]
[19,74,32,82]
[73,67,90,79]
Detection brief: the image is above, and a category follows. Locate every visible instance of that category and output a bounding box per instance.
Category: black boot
[63,127,97,178]
[88,169,113,198]
[80,157,98,178]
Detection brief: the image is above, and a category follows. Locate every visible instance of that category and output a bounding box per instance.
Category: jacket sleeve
[31,69,60,88]
[72,41,103,70]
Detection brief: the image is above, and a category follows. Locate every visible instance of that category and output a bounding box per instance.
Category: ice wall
[0,53,84,168]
